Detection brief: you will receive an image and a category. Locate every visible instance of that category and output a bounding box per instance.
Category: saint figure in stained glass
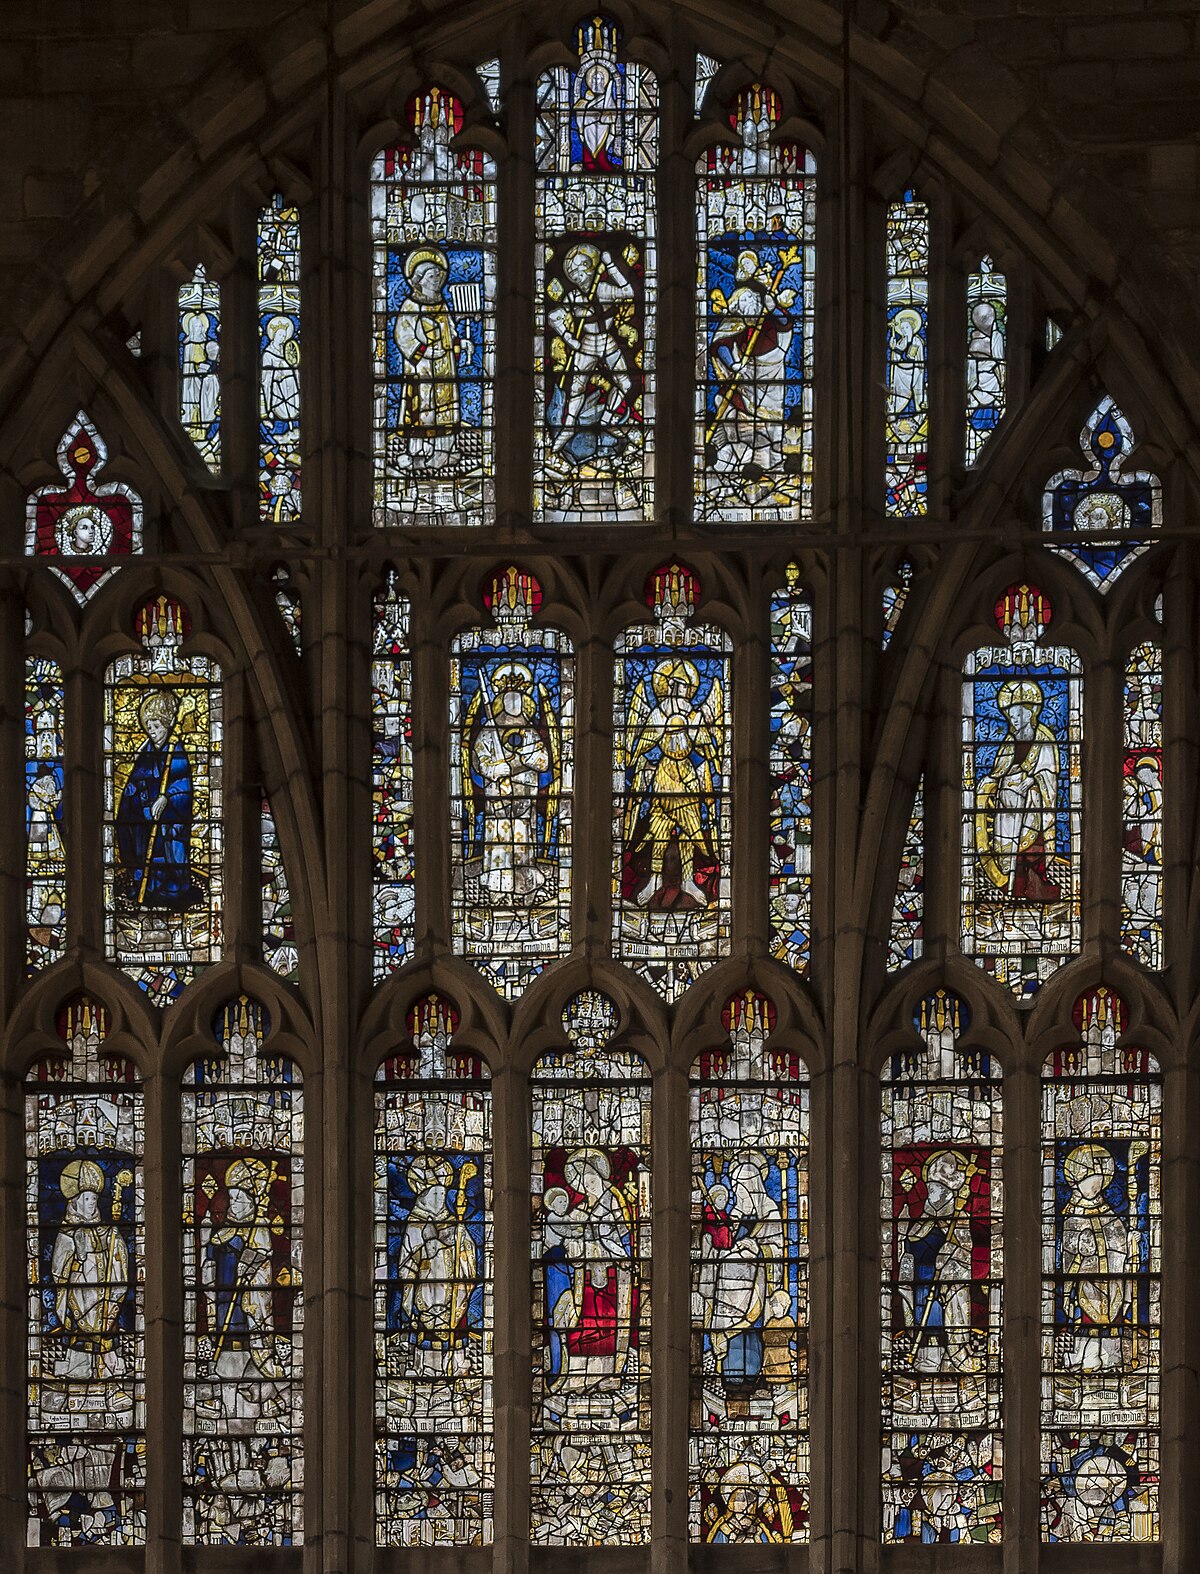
[257,196,302,520]
[964,258,1006,465]
[613,563,731,999]
[1043,397,1161,591]
[885,191,929,516]
[178,266,221,471]
[26,413,143,602]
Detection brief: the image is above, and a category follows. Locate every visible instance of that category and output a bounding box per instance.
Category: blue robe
[116,737,202,910]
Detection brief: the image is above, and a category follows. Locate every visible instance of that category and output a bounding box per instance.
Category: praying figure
[115,688,203,911]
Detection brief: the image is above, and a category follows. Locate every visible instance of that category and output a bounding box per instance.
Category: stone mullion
[144,1066,183,1574]
[1002,1054,1040,1569]
[0,570,25,1568]
[827,67,869,1574]
[650,1059,688,1573]
[309,73,359,1574]
[495,24,533,532]
[653,17,691,530]
[491,1063,531,1574]
[1161,547,1199,1571]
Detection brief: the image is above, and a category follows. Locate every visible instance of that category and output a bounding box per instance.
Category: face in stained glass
[696,87,816,521]
[25,412,142,602]
[534,15,658,522]
[769,566,812,973]
[881,990,1003,1544]
[374,994,493,1545]
[372,573,415,979]
[1121,642,1162,969]
[26,651,65,974]
[961,585,1082,999]
[182,998,303,1546]
[104,596,223,1006]
[531,991,652,1543]
[372,89,496,528]
[1043,398,1161,591]
[178,265,221,472]
[690,990,809,1542]
[885,191,929,517]
[451,567,574,997]
[613,564,731,1000]
[26,1000,145,1548]
[258,196,302,522]
[1041,988,1160,1541]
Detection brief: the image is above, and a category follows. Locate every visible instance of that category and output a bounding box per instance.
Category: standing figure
[965,301,1004,433]
[180,310,220,447]
[393,246,472,468]
[547,244,636,463]
[463,662,559,900]
[697,1154,787,1389]
[115,689,202,911]
[707,249,796,474]
[391,1155,480,1363]
[975,679,1063,902]
[622,655,724,909]
[887,308,926,430]
[261,315,301,430]
[1123,755,1163,927]
[1058,1143,1131,1374]
[46,1159,131,1415]
[897,1149,980,1375]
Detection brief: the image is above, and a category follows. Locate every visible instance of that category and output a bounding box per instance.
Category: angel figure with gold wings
[463,660,561,902]
[620,654,725,910]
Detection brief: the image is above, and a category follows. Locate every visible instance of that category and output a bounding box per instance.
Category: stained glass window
[1043,396,1161,591]
[1122,642,1163,969]
[690,988,809,1542]
[372,88,496,528]
[1041,987,1160,1541]
[887,775,924,970]
[695,86,815,521]
[962,584,1082,998]
[450,566,573,996]
[261,793,298,981]
[1046,317,1064,351]
[964,257,1006,466]
[770,565,812,973]
[271,562,302,654]
[372,572,415,978]
[881,989,1003,1543]
[885,190,929,516]
[25,412,143,601]
[477,58,501,116]
[534,15,657,522]
[26,1000,144,1547]
[882,556,914,649]
[104,595,223,1006]
[257,195,302,521]
[26,646,65,974]
[178,264,221,472]
[374,994,493,1544]
[613,562,731,999]
[694,53,720,116]
[531,990,652,1542]
[182,997,303,1544]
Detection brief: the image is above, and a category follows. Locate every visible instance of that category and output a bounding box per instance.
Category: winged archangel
[620,654,725,909]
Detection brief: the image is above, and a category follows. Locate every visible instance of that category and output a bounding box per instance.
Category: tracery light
[271,562,302,653]
[257,195,302,522]
[26,642,65,974]
[1122,643,1163,969]
[450,566,574,997]
[881,556,914,649]
[690,989,809,1542]
[964,256,1006,466]
[25,412,143,602]
[961,584,1082,999]
[1040,988,1160,1541]
[694,53,721,117]
[372,572,415,978]
[531,990,652,1542]
[534,14,658,522]
[182,998,304,1544]
[261,792,298,982]
[374,993,493,1543]
[885,189,929,517]
[26,999,145,1548]
[104,594,224,1006]
[769,565,812,973]
[613,562,731,999]
[1043,396,1161,591]
[178,264,221,472]
[695,84,816,521]
[372,87,496,528]
[887,775,924,971]
[881,989,1003,1543]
